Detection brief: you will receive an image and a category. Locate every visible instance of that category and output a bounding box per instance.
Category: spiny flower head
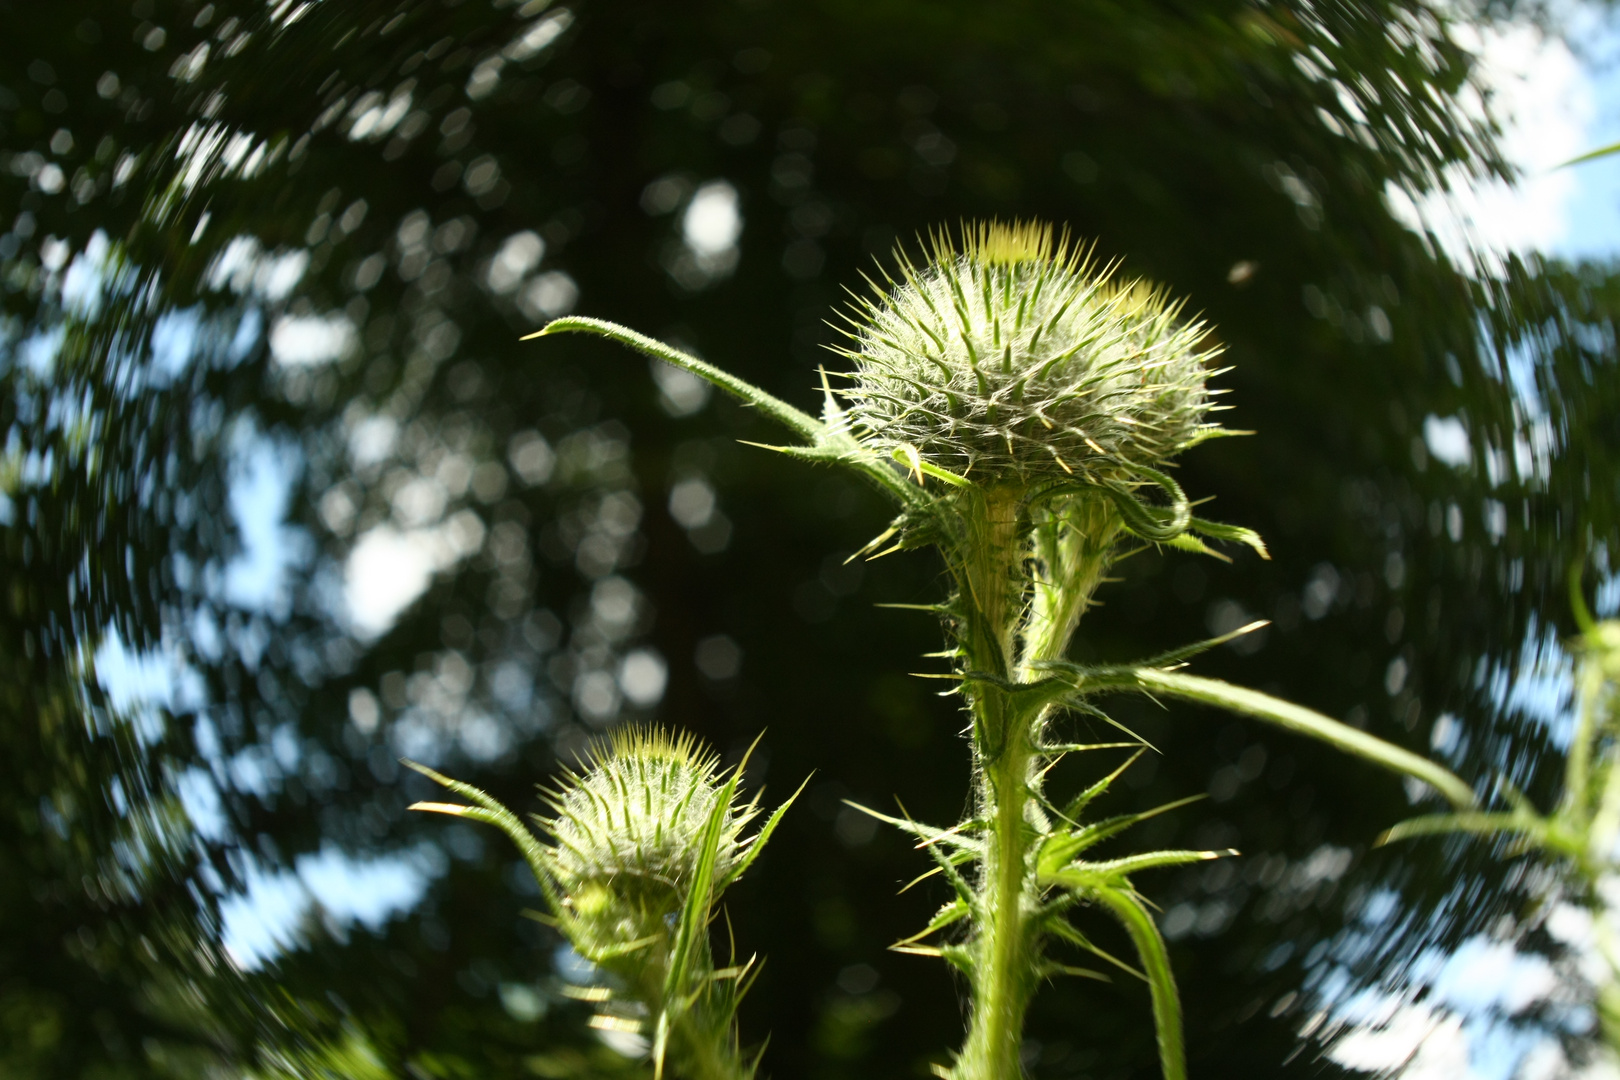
[838,221,1223,484]
[541,726,754,910]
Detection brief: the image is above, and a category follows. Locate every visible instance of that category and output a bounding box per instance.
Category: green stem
[632,946,751,1080]
[957,492,1117,1080]
[959,686,1036,1080]
[670,1003,750,1080]
[952,486,1037,1080]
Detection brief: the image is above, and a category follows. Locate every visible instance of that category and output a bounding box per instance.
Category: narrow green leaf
[1187,516,1269,560]
[736,440,851,464]
[718,774,811,890]
[664,768,736,1014]
[404,760,561,913]
[1041,795,1205,873]
[1045,917,1144,980]
[897,849,976,895]
[843,800,984,853]
[892,944,946,958]
[1105,465,1191,542]
[1129,670,1476,808]
[530,316,825,442]
[1051,848,1234,886]
[893,898,971,949]
[1164,532,1229,562]
[1038,620,1267,680]
[1561,140,1620,168]
[939,945,975,976]
[1377,811,1545,847]
[1054,749,1147,826]
[586,934,663,963]
[961,670,1075,710]
[652,1010,671,1080]
[888,445,973,488]
[1039,741,1145,754]
[1089,887,1186,1080]
[1037,961,1111,982]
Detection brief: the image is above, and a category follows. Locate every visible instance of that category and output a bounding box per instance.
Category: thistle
[1383,567,1620,1054]
[840,222,1220,485]
[543,728,753,947]
[408,728,802,1080]
[527,221,1475,1080]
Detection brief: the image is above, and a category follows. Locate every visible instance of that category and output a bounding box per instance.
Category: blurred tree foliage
[1,0,1617,1077]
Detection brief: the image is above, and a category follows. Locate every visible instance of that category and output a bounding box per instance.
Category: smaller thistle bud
[408,728,799,1080]
[542,726,754,918]
[408,726,795,970]
[839,221,1222,485]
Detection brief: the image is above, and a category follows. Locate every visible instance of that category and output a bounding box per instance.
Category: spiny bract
[541,727,753,902]
[838,221,1223,483]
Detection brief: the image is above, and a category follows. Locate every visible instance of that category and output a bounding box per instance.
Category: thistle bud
[408,727,796,1079]
[840,221,1220,484]
[543,727,752,927]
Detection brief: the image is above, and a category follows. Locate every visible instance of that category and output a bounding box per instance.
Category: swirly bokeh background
[3,1,1619,1077]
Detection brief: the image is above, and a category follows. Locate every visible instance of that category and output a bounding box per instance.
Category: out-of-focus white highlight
[1424,415,1472,468]
[269,312,355,366]
[618,648,668,707]
[682,181,743,256]
[344,512,486,639]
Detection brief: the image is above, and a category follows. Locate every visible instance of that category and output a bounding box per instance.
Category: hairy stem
[950,485,1032,1080]
[671,1005,750,1080]
[631,943,751,1080]
[960,686,1037,1080]
[957,492,1115,1080]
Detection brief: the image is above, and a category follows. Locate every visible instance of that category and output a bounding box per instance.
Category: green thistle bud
[409,728,801,1080]
[839,221,1221,484]
[543,727,753,920]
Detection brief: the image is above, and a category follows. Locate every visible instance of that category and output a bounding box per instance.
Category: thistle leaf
[1054,749,1147,825]
[1039,741,1149,754]
[1038,620,1268,677]
[893,898,972,952]
[718,774,811,890]
[404,760,561,912]
[1038,795,1204,874]
[1088,887,1187,1080]
[892,944,947,958]
[1049,848,1234,887]
[1045,916,1144,980]
[663,767,737,1014]
[530,317,825,442]
[1125,670,1477,808]
[1377,811,1547,848]
[1187,515,1269,560]
[1104,465,1191,542]
[736,440,854,464]
[843,801,985,853]
[1037,961,1112,982]
[940,945,976,976]
[652,1010,671,1080]
[1163,532,1229,562]
[897,849,977,895]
